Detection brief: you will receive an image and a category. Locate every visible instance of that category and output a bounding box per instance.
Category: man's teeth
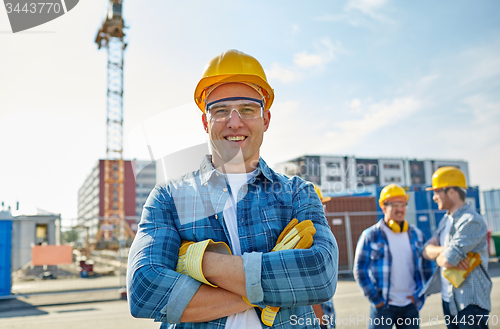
[227,136,245,141]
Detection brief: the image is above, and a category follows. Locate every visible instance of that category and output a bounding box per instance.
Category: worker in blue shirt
[354,184,434,329]
[127,49,338,328]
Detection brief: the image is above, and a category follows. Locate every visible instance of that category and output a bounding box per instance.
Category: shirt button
[216,173,219,176]
[215,215,218,219]
[223,188,228,192]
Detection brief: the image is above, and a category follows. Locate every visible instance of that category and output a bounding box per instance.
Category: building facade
[275,155,470,194]
[77,159,156,242]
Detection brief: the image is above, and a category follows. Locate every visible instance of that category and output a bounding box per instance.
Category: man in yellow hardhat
[127,50,338,328]
[354,184,433,329]
[421,167,491,329]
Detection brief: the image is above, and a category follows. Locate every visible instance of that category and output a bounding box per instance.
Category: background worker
[354,184,433,329]
[421,167,491,329]
[127,49,338,328]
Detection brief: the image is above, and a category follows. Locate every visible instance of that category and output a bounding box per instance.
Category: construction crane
[94,0,134,250]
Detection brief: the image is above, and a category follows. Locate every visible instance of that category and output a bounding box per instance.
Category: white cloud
[324,97,421,150]
[346,0,388,17]
[462,95,500,142]
[315,12,366,26]
[459,44,500,86]
[316,0,392,26]
[350,98,361,109]
[267,38,347,83]
[266,63,302,83]
[294,53,328,68]
[420,74,440,84]
[292,24,300,34]
[293,37,346,69]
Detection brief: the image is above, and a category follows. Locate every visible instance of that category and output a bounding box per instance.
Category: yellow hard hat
[379,184,409,208]
[313,184,331,203]
[425,166,467,191]
[194,49,274,113]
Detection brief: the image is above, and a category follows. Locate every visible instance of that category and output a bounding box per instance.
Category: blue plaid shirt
[420,203,492,315]
[127,156,338,328]
[353,220,434,310]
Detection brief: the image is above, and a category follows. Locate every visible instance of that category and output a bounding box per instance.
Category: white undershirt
[381,223,416,306]
[222,170,261,329]
[440,216,453,303]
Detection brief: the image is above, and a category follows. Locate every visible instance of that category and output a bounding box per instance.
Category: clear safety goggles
[206,97,264,122]
[384,202,408,209]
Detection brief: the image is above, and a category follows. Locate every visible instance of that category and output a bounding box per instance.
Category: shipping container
[0,211,13,297]
[483,189,500,233]
[324,196,378,272]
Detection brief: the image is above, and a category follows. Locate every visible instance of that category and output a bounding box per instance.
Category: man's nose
[226,109,244,127]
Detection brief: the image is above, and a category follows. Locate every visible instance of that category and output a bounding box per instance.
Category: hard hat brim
[379,194,410,208]
[321,197,332,203]
[194,74,274,113]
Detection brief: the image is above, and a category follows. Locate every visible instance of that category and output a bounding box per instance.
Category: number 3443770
[5,3,62,14]
[444,314,498,326]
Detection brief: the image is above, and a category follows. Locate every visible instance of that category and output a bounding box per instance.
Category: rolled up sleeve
[441,217,486,267]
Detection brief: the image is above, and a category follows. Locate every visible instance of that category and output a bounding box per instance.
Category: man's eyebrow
[209,103,229,109]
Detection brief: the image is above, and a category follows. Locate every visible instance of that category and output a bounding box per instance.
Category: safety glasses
[385,202,407,209]
[206,97,264,122]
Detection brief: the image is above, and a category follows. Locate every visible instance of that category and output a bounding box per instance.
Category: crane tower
[94,0,131,248]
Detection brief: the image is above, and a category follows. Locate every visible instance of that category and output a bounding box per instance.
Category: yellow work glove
[259,218,316,326]
[176,239,231,288]
[272,218,316,251]
[443,252,482,288]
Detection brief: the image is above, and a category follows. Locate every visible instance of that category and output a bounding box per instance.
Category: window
[326,162,339,168]
[412,177,422,184]
[326,176,341,182]
[385,177,402,183]
[36,224,48,245]
[383,164,400,169]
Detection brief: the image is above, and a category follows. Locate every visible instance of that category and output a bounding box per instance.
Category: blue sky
[1,0,499,222]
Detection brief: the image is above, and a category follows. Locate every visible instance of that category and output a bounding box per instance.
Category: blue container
[413,189,434,240]
[483,189,500,232]
[0,220,12,297]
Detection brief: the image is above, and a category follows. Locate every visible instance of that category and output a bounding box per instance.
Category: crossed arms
[423,216,487,271]
[127,184,338,324]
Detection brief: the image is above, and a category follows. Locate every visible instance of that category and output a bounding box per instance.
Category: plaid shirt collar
[199,155,275,186]
[448,203,470,221]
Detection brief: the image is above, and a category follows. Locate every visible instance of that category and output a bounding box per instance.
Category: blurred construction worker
[312,184,335,329]
[127,49,338,328]
[421,167,491,329]
[354,184,433,329]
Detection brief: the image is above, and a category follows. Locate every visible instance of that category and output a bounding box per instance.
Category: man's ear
[202,114,209,133]
[447,188,458,200]
[263,110,271,132]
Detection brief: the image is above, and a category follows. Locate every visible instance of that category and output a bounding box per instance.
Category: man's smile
[224,135,247,142]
